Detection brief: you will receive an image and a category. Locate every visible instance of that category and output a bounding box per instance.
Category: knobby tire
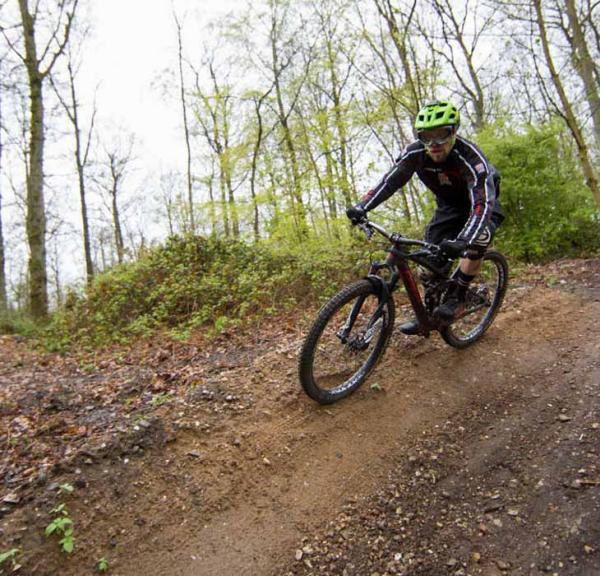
[440,250,509,349]
[298,279,395,404]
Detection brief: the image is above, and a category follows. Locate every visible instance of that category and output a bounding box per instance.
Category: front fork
[336,294,367,343]
[336,266,391,344]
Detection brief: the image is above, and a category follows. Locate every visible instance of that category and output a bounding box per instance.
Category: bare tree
[191,57,240,237]
[0,0,79,317]
[51,43,97,285]
[173,10,195,234]
[248,86,275,241]
[423,0,497,130]
[0,55,7,313]
[262,0,312,239]
[97,138,136,265]
[371,0,426,120]
[312,0,355,207]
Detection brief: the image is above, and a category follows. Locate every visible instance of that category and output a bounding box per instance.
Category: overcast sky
[81,0,241,172]
[2,0,243,292]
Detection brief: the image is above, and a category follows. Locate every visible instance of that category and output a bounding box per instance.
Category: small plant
[0,548,20,570]
[58,483,75,494]
[150,392,172,407]
[45,503,75,554]
[97,557,109,572]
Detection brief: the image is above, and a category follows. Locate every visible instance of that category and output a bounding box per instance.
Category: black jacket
[362,136,504,243]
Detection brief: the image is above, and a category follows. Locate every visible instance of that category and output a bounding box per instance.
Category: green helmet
[415,101,460,131]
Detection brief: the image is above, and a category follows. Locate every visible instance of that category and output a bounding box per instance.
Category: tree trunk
[250,96,267,242]
[565,0,600,148]
[207,161,217,236]
[19,0,48,318]
[270,9,308,239]
[16,0,77,315]
[174,12,195,234]
[219,168,230,236]
[76,149,94,283]
[374,0,422,118]
[534,0,600,205]
[322,21,352,207]
[225,169,239,237]
[0,75,7,314]
[220,99,239,237]
[64,61,95,285]
[0,195,6,316]
[111,183,125,264]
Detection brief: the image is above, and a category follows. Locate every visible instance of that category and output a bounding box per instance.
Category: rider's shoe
[399,319,420,335]
[434,295,466,322]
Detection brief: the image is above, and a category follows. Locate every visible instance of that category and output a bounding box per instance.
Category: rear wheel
[440,251,508,349]
[298,279,395,404]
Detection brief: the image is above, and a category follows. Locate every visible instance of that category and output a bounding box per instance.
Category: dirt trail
[2,259,600,576]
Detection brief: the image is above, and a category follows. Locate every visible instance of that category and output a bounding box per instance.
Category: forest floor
[1,258,600,576]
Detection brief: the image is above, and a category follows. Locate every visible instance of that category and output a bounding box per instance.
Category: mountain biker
[346,100,504,335]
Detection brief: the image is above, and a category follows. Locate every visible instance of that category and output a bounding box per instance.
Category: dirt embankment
[1,259,600,576]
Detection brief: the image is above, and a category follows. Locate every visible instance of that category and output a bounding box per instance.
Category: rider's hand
[440,238,468,258]
[346,204,367,225]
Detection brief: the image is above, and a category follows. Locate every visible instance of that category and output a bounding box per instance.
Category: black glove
[346,204,367,225]
[440,238,468,258]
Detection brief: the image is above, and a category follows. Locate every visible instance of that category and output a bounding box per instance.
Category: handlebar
[356,217,439,255]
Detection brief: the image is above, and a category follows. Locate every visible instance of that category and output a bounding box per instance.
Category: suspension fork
[337,268,391,343]
[337,294,368,343]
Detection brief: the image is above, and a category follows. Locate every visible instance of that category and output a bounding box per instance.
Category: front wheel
[298,279,395,404]
[440,250,508,349]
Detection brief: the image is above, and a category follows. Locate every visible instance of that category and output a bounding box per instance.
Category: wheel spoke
[313,292,384,391]
[299,280,395,404]
[441,252,508,347]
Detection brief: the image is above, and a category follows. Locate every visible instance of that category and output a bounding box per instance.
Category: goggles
[417,127,455,146]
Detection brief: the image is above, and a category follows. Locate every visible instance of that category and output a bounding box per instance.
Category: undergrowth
[40,233,380,351]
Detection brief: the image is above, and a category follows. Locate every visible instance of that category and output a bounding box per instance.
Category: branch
[41,0,79,79]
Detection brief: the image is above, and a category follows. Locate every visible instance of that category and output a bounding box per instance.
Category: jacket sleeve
[455,147,497,244]
[360,143,423,212]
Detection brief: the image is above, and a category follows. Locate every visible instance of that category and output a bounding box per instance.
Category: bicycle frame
[367,247,433,337]
[359,220,450,337]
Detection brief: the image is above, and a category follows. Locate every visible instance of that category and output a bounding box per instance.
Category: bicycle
[298,217,509,404]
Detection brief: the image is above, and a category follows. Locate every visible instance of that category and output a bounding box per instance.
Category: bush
[0,311,40,337]
[44,233,374,349]
[476,121,600,261]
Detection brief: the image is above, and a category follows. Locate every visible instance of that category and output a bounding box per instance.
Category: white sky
[82,0,242,172]
[2,0,244,296]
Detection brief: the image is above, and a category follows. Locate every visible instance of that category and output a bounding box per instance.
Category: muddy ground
[1,259,600,576]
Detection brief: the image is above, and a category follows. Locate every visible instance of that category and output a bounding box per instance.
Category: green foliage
[476,121,600,261]
[150,392,172,407]
[97,557,110,572]
[32,120,600,350]
[58,483,75,494]
[0,311,40,337]
[0,548,20,569]
[46,503,75,554]
[44,233,369,349]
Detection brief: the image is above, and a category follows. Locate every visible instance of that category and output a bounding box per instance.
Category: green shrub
[44,233,375,349]
[476,121,600,261]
